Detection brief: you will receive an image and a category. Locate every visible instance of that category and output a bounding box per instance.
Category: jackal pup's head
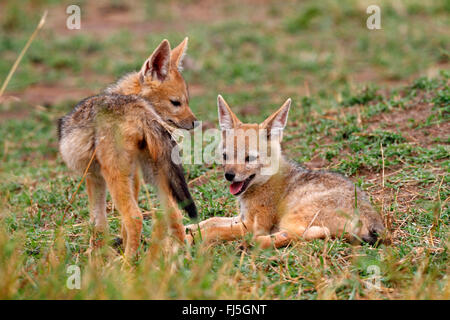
[217,95,291,196]
[136,38,197,130]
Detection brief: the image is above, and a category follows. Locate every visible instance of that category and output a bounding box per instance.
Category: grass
[0,0,449,299]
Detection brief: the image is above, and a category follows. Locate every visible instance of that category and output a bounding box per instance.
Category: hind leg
[302,226,330,240]
[168,198,186,243]
[86,174,107,231]
[104,172,143,258]
[119,167,141,248]
[120,224,128,250]
[86,173,108,251]
[121,167,140,249]
[133,167,140,204]
[154,176,186,243]
[99,160,143,258]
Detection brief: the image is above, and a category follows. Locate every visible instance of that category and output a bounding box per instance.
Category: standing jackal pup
[58,38,197,258]
[186,95,385,248]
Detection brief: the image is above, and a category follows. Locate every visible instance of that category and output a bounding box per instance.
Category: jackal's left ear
[261,98,291,134]
[140,39,171,82]
[171,37,188,72]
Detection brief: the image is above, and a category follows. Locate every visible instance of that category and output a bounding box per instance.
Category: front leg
[186,216,248,244]
[254,225,331,249]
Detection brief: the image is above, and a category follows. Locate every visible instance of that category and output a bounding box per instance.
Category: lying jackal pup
[186,95,385,248]
[58,38,197,258]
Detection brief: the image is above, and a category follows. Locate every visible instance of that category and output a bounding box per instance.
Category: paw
[185,223,200,235]
[185,223,206,245]
[185,224,198,242]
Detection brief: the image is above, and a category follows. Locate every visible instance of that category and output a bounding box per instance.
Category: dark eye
[223,153,227,161]
[170,99,181,107]
[245,155,257,162]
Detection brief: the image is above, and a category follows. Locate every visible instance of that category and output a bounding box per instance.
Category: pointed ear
[217,95,241,130]
[261,98,291,131]
[139,39,171,82]
[171,37,188,71]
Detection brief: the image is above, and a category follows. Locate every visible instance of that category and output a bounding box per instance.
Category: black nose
[192,121,199,128]
[225,172,235,182]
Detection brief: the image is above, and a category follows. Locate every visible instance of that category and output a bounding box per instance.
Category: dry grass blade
[0,11,48,97]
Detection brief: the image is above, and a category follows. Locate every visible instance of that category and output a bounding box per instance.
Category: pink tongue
[230,181,244,195]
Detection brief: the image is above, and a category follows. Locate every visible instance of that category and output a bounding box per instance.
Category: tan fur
[59,39,198,258]
[186,96,386,248]
[104,38,197,130]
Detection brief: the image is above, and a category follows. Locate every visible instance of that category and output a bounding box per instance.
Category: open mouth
[229,174,255,196]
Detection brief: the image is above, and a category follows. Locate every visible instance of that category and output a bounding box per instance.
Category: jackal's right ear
[217,95,241,130]
[140,39,171,82]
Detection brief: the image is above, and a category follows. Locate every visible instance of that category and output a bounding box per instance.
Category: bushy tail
[140,120,197,219]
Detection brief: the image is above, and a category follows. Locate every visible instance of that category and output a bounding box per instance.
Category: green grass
[0,0,448,299]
